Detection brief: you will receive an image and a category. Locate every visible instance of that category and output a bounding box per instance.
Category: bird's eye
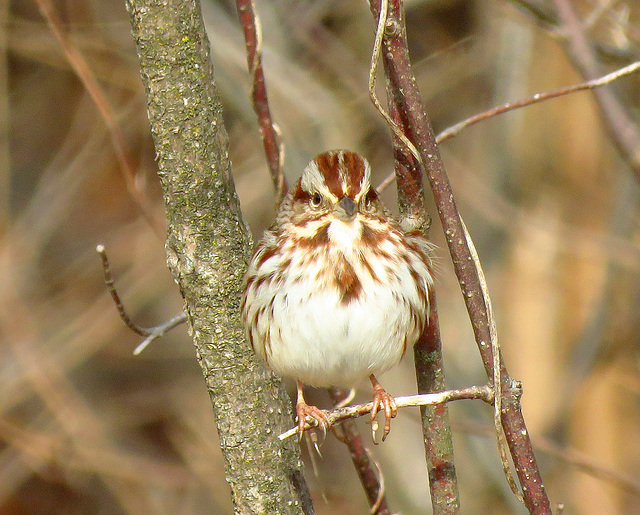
[310,193,322,207]
[363,191,374,210]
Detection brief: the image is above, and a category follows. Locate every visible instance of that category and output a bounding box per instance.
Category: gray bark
[126,0,313,513]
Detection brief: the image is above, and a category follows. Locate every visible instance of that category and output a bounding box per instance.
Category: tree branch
[280,386,493,440]
[368,3,460,512]
[368,0,552,513]
[125,0,312,512]
[236,0,287,205]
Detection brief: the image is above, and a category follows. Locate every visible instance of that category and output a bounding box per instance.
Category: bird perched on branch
[242,150,433,440]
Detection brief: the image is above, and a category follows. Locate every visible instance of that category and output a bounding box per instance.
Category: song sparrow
[242,150,433,440]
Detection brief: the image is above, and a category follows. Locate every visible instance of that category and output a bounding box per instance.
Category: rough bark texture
[126,1,313,513]
[413,292,460,513]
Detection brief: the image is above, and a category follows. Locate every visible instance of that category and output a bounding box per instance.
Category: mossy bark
[126,1,313,512]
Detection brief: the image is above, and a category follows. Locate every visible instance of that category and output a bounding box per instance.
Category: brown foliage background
[3,0,640,513]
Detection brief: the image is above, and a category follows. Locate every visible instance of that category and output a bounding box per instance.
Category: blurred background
[3,0,640,513]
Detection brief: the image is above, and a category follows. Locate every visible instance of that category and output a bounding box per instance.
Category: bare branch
[132,313,188,355]
[377,60,640,193]
[236,0,287,204]
[279,386,493,441]
[97,244,187,352]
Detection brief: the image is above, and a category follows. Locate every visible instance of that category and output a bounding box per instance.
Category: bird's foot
[296,400,329,440]
[295,380,329,440]
[369,374,397,443]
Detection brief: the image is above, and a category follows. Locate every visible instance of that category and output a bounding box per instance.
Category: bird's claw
[296,401,329,441]
[370,383,397,444]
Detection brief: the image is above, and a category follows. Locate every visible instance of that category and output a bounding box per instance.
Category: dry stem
[376,60,640,193]
[35,0,160,232]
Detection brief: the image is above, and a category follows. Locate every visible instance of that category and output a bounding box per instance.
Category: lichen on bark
[126,0,313,512]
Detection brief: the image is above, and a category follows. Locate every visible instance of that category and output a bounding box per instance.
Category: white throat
[328,218,362,250]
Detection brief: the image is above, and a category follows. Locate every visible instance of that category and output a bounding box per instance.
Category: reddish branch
[369,0,552,513]
[329,388,391,515]
[236,0,287,204]
[386,68,460,511]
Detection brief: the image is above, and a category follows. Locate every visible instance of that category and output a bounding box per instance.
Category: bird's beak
[334,197,357,220]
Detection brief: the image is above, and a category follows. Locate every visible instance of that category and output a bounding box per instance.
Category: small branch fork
[96,245,187,354]
[280,386,493,441]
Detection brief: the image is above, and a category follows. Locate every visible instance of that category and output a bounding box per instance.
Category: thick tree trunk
[126,0,313,513]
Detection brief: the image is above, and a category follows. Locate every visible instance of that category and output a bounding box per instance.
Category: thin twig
[553,0,640,177]
[96,245,187,350]
[35,0,160,232]
[368,0,421,167]
[279,386,493,440]
[236,0,287,205]
[330,388,391,515]
[437,60,640,144]
[461,218,524,504]
[376,60,640,193]
[97,244,150,337]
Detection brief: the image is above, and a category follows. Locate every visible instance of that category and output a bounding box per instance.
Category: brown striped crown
[296,150,372,205]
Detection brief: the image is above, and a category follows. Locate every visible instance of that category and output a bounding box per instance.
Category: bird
[242,150,433,440]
